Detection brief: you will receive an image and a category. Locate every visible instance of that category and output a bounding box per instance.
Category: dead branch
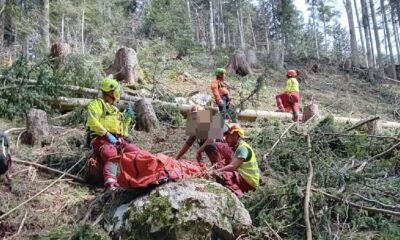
[4,127,25,134]
[0,156,85,220]
[312,188,400,217]
[343,116,380,132]
[321,133,400,141]
[15,210,28,236]
[264,221,283,240]
[263,122,296,160]
[13,158,86,183]
[354,141,400,172]
[382,76,400,84]
[304,134,313,240]
[353,193,400,210]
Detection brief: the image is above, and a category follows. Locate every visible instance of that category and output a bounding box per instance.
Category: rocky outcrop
[102,179,252,240]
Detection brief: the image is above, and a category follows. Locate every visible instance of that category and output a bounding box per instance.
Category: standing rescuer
[208,124,260,197]
[211,68,231,118]
[275,69,301,122]
[86,78,136,189]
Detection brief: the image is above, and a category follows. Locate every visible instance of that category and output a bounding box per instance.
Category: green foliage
[245,116,400,239]
[0,55,102,119]
[154,105,185,127]
[140,0,198,56]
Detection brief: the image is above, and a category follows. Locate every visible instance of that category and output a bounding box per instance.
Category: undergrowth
[245,116,400,239]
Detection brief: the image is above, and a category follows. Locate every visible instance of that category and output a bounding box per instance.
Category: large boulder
[103,179,252,240]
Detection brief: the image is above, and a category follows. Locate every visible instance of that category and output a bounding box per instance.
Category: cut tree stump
[302,104,319,123]
[23,109,50,147]
[226,51,252,76]
[367,119,383,135]
[134,98,159,132]
[106,47,140,84]
[50,42,71,58]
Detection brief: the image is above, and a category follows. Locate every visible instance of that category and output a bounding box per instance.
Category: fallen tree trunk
[53,97,400,129]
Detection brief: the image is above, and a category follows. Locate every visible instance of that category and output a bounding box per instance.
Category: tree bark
[54,96,400,128]
[209,0,216,50]
[360,0,373,68]
[345,0,359,66]
[370,0,382,66]
[106,47,141,84]
[41,0,50,49]
[220,0,225,47]
[311,6,320,59]
[23,108,50,147]
[237,2,245,49]
[134,98,159,132]
[81,0,85,54]
[390,2,400,64]
[354,0,368,67]
[0,0,5,48]
[381,0,397,79]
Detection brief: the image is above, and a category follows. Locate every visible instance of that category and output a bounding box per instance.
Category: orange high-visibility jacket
[210,79,229,103]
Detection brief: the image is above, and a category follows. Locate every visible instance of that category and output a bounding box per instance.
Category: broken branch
[312,188,400,217]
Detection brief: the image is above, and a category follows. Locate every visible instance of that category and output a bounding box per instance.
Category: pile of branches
[245,116,400,239]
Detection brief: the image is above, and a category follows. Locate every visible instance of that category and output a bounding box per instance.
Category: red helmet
[287,69,297,78]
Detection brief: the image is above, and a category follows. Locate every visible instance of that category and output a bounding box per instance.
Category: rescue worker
[176,105,208,161]
[211,68,231,119]
[275,69,301,122]
[176,105,228,163]
[206,124,260,196]
[0,131,11,181]
[86,78,136,189]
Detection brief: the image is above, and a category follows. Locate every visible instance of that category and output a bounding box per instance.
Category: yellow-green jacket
[284,78,299,93]
[86,98,131,138]
[237,141,260,188]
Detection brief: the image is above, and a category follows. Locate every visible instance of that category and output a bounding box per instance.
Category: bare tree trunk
[237,2,245,49]
[0,0,5,48]
[367,16,376,67]
[220,0,225,47]
[390,2,400,64]
[345,0,359,66]
[209,0,216,50]
[383,20,389,55]
[354,0,369,67]
[81,0,85,54]
[323,19,328,55]
[249,13,257,48]
[41,0,50,49]
[311,6,320,59]
[381,0,397,79]
[361,0,373,68]
[187,0,191,20]
[370,0,382,66]
[61,13,64,42]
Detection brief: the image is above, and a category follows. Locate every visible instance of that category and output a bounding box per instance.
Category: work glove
[106,132,118,144]
[217,100,225,108]
[124,103,135,120]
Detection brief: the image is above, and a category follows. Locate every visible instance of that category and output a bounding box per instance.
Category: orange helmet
[225,123,245,138]
[287,69,297,78]
[190,105,204,113]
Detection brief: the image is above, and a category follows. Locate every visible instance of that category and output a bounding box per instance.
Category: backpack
[0,131,11,175]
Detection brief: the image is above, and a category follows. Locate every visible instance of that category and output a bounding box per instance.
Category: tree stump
[50,42,71,58]
[311,63,320,73]
[134,99,159,132]
[302,104,319,123]
[106,47,140,84]
[367,119,382,135]
[226,52,252,76]
[23,109,50,147]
